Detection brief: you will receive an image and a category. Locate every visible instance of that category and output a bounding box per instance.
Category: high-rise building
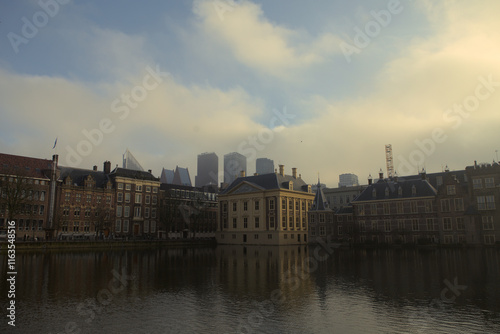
[195,152,218,187]
[256,158,274,175]
[224,152,247,185]
[122,149,144,171]
[339,173,359,187]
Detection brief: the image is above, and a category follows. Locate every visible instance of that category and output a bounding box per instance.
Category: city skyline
[1,1,499,186]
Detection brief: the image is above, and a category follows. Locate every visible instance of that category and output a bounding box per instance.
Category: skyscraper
[256,158,274,175]
[224,152,247,185]
[338,173,359,187]
[195,152,218,187]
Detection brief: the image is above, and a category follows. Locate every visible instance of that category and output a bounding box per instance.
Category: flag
[53,137,58,149]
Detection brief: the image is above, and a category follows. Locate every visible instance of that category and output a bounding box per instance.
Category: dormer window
[398,187,403,197]
[412,185,417,196]
[372,188,377,199]
[289,181,293,191]
[385,188,389,197]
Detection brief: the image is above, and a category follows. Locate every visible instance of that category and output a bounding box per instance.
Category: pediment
[228,181,264,195]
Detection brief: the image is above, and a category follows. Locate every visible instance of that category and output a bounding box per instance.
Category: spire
[311,180,329,211]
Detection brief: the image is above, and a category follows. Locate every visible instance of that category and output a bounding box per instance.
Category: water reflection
[1,246,499,333]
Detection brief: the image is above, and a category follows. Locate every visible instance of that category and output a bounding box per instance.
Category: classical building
[216,165,314,245]
[108,166,160,238]
[352,171,440,244]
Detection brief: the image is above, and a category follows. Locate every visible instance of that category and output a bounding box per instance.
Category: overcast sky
[1,0,499,186]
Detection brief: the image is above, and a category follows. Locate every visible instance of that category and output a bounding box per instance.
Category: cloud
[192,0,343,79]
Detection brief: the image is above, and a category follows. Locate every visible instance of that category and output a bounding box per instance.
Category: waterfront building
[159,183,218,239]
[224,152,247,185]
[256,158,274,175]
[56,162,114,239]
[0,153,58,240]
[323,185,366,210]
[216,165,314,245]
[466,161,500,245]
[108,166,160,238]
[196,152,219,187]
[308,180,335,243]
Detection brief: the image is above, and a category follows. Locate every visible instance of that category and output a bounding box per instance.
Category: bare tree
[0,168,35,224]
[92,200,114,238]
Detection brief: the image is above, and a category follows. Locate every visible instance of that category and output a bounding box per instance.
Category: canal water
[1,245,500,334]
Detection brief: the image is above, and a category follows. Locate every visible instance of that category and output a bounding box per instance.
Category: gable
[227,182,264,195]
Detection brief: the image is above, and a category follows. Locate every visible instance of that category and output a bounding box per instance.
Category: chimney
[368,174,373,185]
[52,154,59,166]
[393,171,398,182]
[420,168,426,180]
[93,165,98,171]
[379,168,383,180]
[104,161,111,174]
[299,173,302,179]
[279,164,284,176]
[474,160,477,169]
[240,170,245,177]
[292,167,297,179]
[148,169,152,174]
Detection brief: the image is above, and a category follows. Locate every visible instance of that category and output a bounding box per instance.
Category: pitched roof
[160,168,175,184]
[59,166,110,188]
[222,172,310,195]
[0,153,53,179]
[353,178,437,202]
[311,181,331,211]
[109,167,158,181]
[173,166,192,186]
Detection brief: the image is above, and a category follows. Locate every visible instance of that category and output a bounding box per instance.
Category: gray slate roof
[311,181,331,211]
[59,166,111,188]
[353,178,437,202]
[222,172,310,194]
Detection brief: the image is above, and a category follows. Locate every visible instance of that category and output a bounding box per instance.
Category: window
[337,226,343,235]
[282,199,286,210]
[441,199,450,212]
[359,221,366,232]
[76,193,81,202]
[254,234,259,240]
[117,193,123,202]
[136,185,142,192]
[125,193,131,203]
[426,218,434,231]
[152,195,157,205]
[397,220,404,230]
[124,206,130,218]
[145,195,150,204]
[233,202,237,211]
[397,202,404,214]
[118,183,124,190]
[153,187,158,193]
[412,219,419,231]
[135,194,142,204]
[473,179,482,189]
[144,220,149,233]
[123,220,129,233]
[456,217,465,230]
[73,222,79,232]
[243,201,248,211]
[319,226,326,236]
[443,217,452,230]
[65,192,70,201]
[146,186,151,192]
[74,207,80,217]
[282,217,287,228]
[455,198,464,211]
[254,200,259,211]
[411,201,418,213]
[289,216,293,228]
[151,208,156,218]
[233,218,237,228]
[358,205,365,216]
[447,185,456,195]
[254,217,259,228]
[106,196,111,204]
[289,200,293,210]
[243,217,248,228]
[86,194,91,203]
[478,196,496,210]
[484,235,495,245]
[444,235,454,244]
[116,219,122,232]
[96,195,102,203]
[116,205,122,217]
[125,184,131,191]
[302,217,306,228]
[384,203,390,215]
[485,178,495,188]
[270,216,275,228]
[269,199,275,210]
[482,216,494,230]
[385,220,391,232]
[319,214,325,223]
[295,201,299,211]
[145,207,150,218]
[134,207,141,218]
[40,191,46,201]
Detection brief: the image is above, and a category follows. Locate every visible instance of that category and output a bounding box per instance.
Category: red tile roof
[0,153,53,179]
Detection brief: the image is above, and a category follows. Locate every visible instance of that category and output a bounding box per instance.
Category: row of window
[116,205,157,219]
[117,193,157,204]
[117,183,158,193]
[473,177,495,189]
[357,218,468,232]
[61,222,93,232]
[65,192,112,204]
[15,219,44,231]
[115,219,156,233]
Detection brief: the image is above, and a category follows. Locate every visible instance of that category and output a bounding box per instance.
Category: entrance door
[133,224,140,236]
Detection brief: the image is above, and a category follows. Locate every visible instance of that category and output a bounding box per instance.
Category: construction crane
[385,144,394,178]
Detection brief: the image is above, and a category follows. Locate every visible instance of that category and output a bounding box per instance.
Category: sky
[1,0,499,187]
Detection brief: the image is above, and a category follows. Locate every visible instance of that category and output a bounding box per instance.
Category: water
[1,246,500,334]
